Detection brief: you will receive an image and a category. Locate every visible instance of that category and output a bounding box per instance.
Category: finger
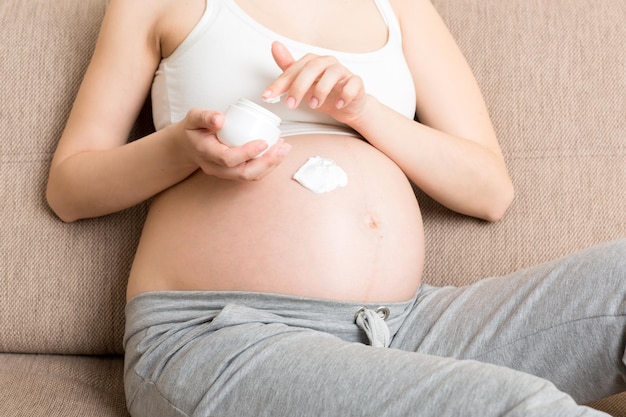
[283,56,341,109]
[262,53,317,103]
[235,140,292,180]
[261,42,298,103]
[186,108,224,131]
[335,75,364,109]
[271,41,296,71]
[309,64,351,108]
[206,139,269,168]
[212,139,291,181]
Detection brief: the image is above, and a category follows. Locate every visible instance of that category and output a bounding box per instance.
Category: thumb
[186,108,223,131]
[271,41,296,71]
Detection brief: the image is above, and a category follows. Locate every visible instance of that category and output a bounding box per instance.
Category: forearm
[46,124,197,222]
[352,97,514,221]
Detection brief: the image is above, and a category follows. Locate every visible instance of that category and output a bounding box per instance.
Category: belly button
[365,214,379,230]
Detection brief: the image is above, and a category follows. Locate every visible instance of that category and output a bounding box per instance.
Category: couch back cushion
[0,0,151,355]
[421,0,625,286]
[1,0,624,355]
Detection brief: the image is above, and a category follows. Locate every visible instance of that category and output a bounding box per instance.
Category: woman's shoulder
[387,0,434,23]
[102,0,205,58]
[154,0,207,58]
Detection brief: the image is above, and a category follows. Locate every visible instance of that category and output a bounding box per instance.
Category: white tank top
[151,0,416,136]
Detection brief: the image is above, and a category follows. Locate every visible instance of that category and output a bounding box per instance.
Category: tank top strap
[373,0,404,46]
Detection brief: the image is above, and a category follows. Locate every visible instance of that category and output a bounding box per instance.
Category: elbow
[46,188,78,223]
[45,174,81,223]
[482,179,515,223]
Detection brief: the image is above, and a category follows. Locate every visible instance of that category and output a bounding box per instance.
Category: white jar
[217,98,281,153]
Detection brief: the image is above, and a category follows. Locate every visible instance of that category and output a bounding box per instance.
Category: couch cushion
[0,0,152,355]
[422,0,626,287]
[1,0,624,360]
[588,392,626,417]
[0,353,128,417]
[0,356,621,417]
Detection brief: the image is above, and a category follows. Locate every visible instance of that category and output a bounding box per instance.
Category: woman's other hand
[263,41,368,125]
[176,108,291,181]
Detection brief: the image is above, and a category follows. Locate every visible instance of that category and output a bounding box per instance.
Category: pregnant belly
[127,134,425,303]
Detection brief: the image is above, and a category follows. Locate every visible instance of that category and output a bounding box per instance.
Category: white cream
[262,93,286,104]
[292,156,348,194]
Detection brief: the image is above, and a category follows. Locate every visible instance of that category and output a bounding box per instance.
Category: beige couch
[1,0,624,415]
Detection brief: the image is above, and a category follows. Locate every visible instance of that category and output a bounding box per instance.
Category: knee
[565,239,626,291]
[445,361,596,416]
[583,239,626,271]
[505,380,591,416]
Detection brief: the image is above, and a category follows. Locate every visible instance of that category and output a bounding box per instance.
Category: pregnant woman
[46,0,626,415]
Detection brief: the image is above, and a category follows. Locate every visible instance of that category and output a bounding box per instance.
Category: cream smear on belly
[292,156,348,194]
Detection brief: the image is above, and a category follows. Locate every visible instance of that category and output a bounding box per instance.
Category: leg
[392,239,626,404]
[124,300,608,417]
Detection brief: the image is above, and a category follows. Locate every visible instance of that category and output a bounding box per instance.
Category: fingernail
[336,99,345,109]
[286,96,297,109]
[309,97,319,109]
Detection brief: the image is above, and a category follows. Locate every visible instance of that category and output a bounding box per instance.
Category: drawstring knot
[354,306,391,348]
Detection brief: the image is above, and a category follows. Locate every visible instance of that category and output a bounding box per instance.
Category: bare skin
[46,0,514,303]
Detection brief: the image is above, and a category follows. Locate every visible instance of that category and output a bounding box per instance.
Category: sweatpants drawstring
[354,306,391,348]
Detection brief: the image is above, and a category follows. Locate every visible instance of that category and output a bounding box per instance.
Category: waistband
[124,290,420,348]
[279,121,361,138]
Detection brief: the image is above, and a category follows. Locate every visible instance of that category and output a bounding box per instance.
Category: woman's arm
[264,0,513,221]
[359,0,514,221]
[352,99,514,221]
[47,0,289,222]
[46,0,171,222]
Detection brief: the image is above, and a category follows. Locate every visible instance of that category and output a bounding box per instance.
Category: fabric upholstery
[0,0,624,415]
[0,353,128,417]
[422,0,626,288]
[0,0,151,356]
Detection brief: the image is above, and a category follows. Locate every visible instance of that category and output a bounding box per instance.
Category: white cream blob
[261,93,286,104]
[292,156,348,194]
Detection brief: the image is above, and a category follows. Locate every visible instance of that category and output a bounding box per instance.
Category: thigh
[393,239,626,403]
[125,306,606,417]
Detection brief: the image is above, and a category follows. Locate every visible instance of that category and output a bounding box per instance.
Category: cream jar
[217,98,281,153]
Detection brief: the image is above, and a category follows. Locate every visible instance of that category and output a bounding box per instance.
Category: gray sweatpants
[124,239,626,417]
